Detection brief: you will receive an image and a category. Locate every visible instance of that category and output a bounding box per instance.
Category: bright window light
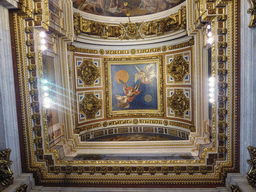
[209,98,215,103]
[209,93,214,98]
[207,37,214,44]
[208,32,212,37]
[209,77,215,83]
[42,79,48,84]
[44,103,51,108]
[209,82,215,87]
[39,31,46,38]
[42,86,48,91]
[209,88,215,93]
[44,92,49,97]
[41,39,46,44]
[207,25,211,29]
[43,97,51,108]
[40,45,47,51]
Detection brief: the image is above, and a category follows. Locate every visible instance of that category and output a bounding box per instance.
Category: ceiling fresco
[10,0,240,188]
[73,0,185,17]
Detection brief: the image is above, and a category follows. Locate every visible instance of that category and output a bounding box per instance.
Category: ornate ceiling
[10,0,239,188]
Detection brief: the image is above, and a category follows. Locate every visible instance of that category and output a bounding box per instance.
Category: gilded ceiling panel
[11,0,240,188]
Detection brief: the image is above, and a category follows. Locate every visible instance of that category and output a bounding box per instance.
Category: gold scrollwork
[167,89,189,117]
[230,184,242,192]
[141,6,186,37]
[247,146,256,188]
[80,93,102,120]
[74,6,186,40]
[0,149,14,191]
[247,0,256,28]
[167,54,189,83]
[16,184,28,192]
[77,59,100,86]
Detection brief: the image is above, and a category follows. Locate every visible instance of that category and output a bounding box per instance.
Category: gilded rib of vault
[12,0,239,187]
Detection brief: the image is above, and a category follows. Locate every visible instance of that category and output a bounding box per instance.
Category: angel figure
[114,79,141,108]
[135,64,156,85]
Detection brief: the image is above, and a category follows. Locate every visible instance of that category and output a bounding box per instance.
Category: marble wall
[240,0,256,177]
[0,3,22,178]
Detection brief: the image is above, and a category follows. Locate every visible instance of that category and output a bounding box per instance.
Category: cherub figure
[135,64,156,85]
[114,79,141,108]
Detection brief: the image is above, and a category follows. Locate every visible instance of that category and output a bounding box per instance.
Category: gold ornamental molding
[67,44,98,54]
[0,149,14,191]
[247,146,256,188]
[73,6,186,40]
[68,39,193,55]
[247,0,256,28]
[168,38,194,50]
[74,119,195,134]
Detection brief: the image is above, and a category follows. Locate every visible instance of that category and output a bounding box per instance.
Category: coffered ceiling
[12,0,239,188]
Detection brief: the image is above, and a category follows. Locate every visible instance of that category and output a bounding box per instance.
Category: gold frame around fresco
[104,56,164,118]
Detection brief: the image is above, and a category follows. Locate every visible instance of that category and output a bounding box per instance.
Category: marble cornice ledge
[0,0,18,9]
[226,173,256,192]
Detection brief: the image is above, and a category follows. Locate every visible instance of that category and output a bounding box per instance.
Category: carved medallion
[80,93,102,120]
[77,59,100,86]
[167,54,189,83]
[125,22,139,39]
[167,89,189,117]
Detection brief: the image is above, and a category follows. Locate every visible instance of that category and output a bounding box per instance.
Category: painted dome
[73,0,185,17]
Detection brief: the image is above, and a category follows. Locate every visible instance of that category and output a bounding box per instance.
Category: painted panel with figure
[111,63,158,111]
[105,56,163,118]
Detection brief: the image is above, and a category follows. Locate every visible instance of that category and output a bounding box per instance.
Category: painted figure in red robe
[114,79,141,108]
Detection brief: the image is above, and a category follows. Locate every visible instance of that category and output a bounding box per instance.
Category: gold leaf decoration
[167,54,189,83]
[167,89,189,117]
[80,93,102,120]
[77,59,100,86]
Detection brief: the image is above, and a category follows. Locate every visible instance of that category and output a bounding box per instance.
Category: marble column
[0,1,35,192]
[0,2,21,178]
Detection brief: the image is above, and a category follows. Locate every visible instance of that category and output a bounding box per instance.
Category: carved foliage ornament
[0,149,13,191]
[80,93,102,119]
[230,185,242,192]
[167,54,189,83]
[73,6,186,40]
[247,0,256,28]
[247,146,256,188]
[77,59,100,86]
[16,184,28,192]
[167,89,189,117]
